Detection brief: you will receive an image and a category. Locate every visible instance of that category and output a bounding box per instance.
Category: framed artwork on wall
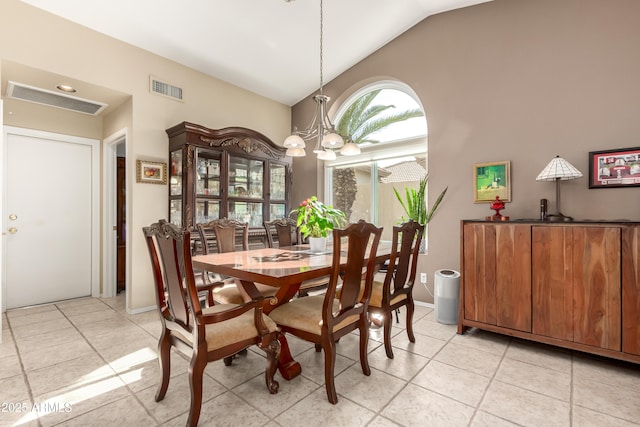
[136,160,167,185]
[588,147,640,188]
[473,160,511,203]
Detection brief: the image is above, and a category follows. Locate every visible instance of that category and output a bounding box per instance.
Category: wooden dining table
[192,241,392,380]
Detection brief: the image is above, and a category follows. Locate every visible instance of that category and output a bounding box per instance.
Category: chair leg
[359,315,372,375]
[406,300,416,343]
[382,312,394,359]
[187,352,206,427]
[261,336,281,394]
[155,330,171,402]
[322,338,338,404]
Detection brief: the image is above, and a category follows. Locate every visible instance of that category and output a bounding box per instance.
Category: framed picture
[473,161,511,203]
[136,160,167,185]
[588,147,640,188]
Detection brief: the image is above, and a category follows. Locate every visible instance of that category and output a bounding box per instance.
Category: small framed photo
[136,160,167,185]
[473,161,511,203]
[588,147,640,189]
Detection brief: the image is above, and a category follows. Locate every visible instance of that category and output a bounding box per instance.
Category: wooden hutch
[166,122,292,241]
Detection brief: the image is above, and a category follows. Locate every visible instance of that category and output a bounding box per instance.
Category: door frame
[2,126,101,311]
[102,128,128,301]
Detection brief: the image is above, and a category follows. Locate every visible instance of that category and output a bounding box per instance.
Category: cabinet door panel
[532,226,574,341]
[496,225,531,332]
[622,227,640,355]
[573,227,621,351]
[463,223,497,325]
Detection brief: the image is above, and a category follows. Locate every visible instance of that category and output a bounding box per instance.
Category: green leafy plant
[394,174,447,225]
[296,196,346,238]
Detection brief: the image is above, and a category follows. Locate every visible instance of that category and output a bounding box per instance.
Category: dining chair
[197,218,277,305]
[263,218,329,297]
[268,220,383,404]
[368,220,424,359]
[142,220,280,427]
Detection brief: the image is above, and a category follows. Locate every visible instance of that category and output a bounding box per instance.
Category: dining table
[192,240,393,380]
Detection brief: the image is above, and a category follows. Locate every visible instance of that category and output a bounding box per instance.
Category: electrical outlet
[420,273,427,283]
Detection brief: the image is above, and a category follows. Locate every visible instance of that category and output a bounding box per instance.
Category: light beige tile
[276,387,375,427]
[57,395,156,426]
[450,328,510,356]
[382,383,474,426]
[334,330,382,359]
[367,416,402,427]
[54,297,100,310]
[480,380,570,427]
[0,373,31,402]
[291,346,356,386]
[118,351,190,393]
[282,334,316,357]
[21,338,95,371]
[58,300,112,317]
[0,329,18,359]
[573,355,640,393]
[11,318,72,339]
[26,352,117,397]
[196,392,271,426]
[389,331,447,358]
[367,344,429,381]
[573,404,640,427]
[7,304,57,319]
[136,372,226,424]
[6,309,65,328]
[233,371,319,418]
[412,318,457,341]
[14,326,83,354]
[434,342,502,377]
[471,411,521,427]
[202,348,280,389]
[413,360,490,406]
[0,355,23,380]
[495,357,571,401]
[334,365,407,411]
[504,338,572,373]
[67,308,122,326]
[573,376,640,424]
[74,317,138,338]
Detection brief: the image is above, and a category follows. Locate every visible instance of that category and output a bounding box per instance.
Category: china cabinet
[460,220,640,364]
[166,122,292,235]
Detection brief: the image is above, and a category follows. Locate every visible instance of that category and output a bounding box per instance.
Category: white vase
[308,236,327,253]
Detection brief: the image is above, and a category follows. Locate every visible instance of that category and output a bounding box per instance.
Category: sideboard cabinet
[166,122,292,232]
[460,220,640,364]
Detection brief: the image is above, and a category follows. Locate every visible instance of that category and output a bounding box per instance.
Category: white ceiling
[21,0,491,106]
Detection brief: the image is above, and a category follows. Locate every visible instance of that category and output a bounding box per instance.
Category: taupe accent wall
[291,0,640,303]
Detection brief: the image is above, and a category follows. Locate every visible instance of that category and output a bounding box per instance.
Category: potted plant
[394,174,447,252]
[296,196,346,252]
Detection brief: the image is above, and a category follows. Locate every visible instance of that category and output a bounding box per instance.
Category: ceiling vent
[6,81,108,116]
[150,76,183,101]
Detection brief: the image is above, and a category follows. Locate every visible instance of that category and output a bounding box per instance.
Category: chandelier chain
[319,0,324,94]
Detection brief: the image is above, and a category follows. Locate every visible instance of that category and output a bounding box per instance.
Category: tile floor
[1,295,640,426]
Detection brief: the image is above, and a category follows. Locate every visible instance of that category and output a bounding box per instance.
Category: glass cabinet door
[195,149,221,197]
[196,199,220,223]
[270,203,286,219]
[229,155,263,199]
[170,150,183,196]
[270,164,286,200]
[229,201,263,227]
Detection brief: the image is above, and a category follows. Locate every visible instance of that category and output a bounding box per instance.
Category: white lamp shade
[284,134,305,148]
[340,141,361,156]
[317,149,336,161]
[285,146,306,157]
[536,155,583,181]
[321,132,344,149]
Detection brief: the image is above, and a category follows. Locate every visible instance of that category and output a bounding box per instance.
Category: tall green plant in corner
[394,174,447,225]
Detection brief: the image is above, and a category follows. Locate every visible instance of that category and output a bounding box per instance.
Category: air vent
[6,81,108,116]
[150,76,183,101]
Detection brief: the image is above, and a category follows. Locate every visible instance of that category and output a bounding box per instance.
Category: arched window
[325,81,429,243]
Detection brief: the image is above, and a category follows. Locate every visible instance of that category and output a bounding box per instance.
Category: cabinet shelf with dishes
[166,122,292,234]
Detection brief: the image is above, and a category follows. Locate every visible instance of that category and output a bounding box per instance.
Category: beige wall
[291,0,640,303]
[1,0,291,311]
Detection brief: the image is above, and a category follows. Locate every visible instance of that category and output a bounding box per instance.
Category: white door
[3,127,99,309]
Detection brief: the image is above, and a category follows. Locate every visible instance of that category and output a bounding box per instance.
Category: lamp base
[547,213,574,222]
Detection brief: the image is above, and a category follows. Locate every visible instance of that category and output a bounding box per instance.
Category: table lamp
[535,155,583,222]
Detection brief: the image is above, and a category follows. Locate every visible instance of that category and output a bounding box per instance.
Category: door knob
[9,214,17,220]
[8,227,17,234]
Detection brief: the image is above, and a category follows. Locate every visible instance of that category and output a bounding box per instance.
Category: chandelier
[284,0,360,160]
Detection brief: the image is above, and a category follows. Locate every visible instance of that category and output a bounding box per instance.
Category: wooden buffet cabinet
[165,122,292,234]
[459,220,640,364]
